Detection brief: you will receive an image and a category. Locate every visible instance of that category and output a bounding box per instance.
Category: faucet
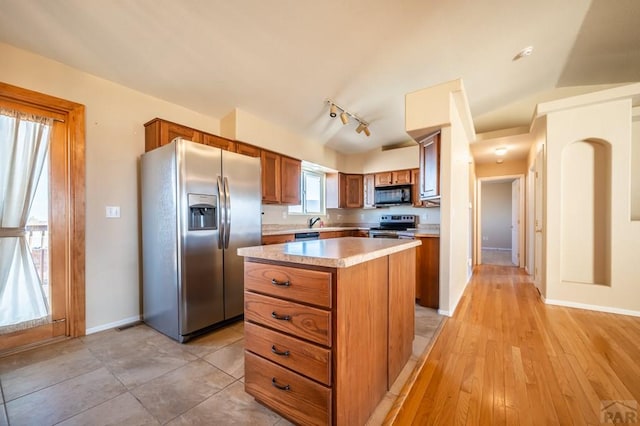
[308,217,321,228]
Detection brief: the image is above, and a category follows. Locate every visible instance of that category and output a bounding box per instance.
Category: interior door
[511,180,520,266]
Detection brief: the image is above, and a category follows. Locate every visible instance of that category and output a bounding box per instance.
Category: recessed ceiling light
[513,46,534,61]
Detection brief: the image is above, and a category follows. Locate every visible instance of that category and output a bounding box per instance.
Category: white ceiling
[0,0,638,161]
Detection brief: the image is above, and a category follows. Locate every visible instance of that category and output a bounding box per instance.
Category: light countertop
[237,237,421,268]
[261,226,367,236]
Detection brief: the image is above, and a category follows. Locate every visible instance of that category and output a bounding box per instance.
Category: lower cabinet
[416,236,439,308]
[243,251,415,425]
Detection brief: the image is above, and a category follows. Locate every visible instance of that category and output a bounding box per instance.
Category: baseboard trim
[86,315,143,335]
[544,299,640,318]
[437,309,451,316]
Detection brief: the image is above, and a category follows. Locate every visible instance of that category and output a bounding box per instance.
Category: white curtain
[0,108,52,333]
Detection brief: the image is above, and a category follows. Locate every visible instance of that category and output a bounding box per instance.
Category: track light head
[363,126,371,137]
[355,122,365,134]
[340,112,349,125]
[329,104,337,118]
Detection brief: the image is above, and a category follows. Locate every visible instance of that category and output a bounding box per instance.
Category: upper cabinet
[144,118,237,152]
[261,150,301,205]
[374,170,412,187]
[327,173,363,209]
[235,141,261,157]
[418,131,441,200]
[145,118,301,206]
[281,156,302,205]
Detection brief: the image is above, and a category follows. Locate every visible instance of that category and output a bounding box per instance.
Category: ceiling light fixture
[326,99,371,137]
[513,46,534,61]
[495,147,508,156]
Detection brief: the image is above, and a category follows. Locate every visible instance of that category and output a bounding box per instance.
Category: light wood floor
[392,265,640,425]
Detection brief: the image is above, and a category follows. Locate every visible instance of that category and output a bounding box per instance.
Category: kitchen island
[238,237,420,425]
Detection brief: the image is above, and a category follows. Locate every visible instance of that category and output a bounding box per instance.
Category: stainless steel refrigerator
[141,138,261,342]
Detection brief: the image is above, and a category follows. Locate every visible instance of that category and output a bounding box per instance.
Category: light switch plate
[106,206,120,218]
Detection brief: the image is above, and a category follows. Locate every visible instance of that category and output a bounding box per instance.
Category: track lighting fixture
[326,99,371,137]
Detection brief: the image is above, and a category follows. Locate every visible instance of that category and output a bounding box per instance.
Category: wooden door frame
[0,82,85,346]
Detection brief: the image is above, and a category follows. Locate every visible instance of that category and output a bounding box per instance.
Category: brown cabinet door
[261,234,294,245]
[236,141,261,157]
[374,172,393,186]
[203,133,236,151]
[144,118,202,151]
[392,170,412,185]
[261,150,281,203]
[280,156,301,205]
[363,174,375,208]
[345,174,363,208]
[411,169,424,207]
[416,237,439,309]
[162,121,202,145]
[419,132,440,199]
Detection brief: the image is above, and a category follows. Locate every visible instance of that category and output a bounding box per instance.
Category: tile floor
[0,306,443,426]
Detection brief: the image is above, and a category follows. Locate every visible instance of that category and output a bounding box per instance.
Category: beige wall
[475,159,527,178]
[0,42,222,332]
[631,108,640,220]
[544,96,640,314]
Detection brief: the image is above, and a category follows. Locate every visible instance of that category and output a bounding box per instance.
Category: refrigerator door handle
[224,177,231,249]
[217,176,225,249]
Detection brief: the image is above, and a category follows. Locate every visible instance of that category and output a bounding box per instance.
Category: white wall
[0,42,222,332]
[631,108,640,220]
[480,181,512,249]
[544,95,640,315]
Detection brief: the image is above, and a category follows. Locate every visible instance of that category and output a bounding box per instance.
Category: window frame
[288,169,326,216]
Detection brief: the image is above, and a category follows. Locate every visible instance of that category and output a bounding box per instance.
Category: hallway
[391,265,640,425]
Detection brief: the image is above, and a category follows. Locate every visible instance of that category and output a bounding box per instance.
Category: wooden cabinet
[352,230,369,237]
[326,173,363,209]
[281,156,301,205]
[418,131,441,200]
[261,150,281,203]
[144,118,238,153]
[363,174,375,208]
[416,236,439,309]
[235,141,261,157]
[411,168,425,207]
[374,170,412,187]
[244,249,415,425]
[261,234,295,245]
[202,133,236,151]
[261,151,301,205]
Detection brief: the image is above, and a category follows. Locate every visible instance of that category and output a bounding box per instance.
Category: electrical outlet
[281,211,287,219]
[482,236,488,241]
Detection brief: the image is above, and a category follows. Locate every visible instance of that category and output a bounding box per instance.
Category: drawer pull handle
[271,311,291,321]
[271,377,290,391]
[271,345,290,357]
[271,278,290,287]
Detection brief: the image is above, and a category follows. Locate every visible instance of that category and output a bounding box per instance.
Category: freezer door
[222,150,262,319]
[179,141,225,335]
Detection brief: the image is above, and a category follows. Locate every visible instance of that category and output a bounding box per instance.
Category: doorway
[477,175,525,267]
[0,83,85,353]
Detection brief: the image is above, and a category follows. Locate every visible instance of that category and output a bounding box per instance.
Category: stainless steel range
[368,215,417,238]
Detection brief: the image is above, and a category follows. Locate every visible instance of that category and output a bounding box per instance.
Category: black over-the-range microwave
[374,184,412,206]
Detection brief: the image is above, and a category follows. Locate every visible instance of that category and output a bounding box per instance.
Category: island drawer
[245,351,331,426]
[244,292,331,346]
[244,321,331,386]
[244,262,332,308]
